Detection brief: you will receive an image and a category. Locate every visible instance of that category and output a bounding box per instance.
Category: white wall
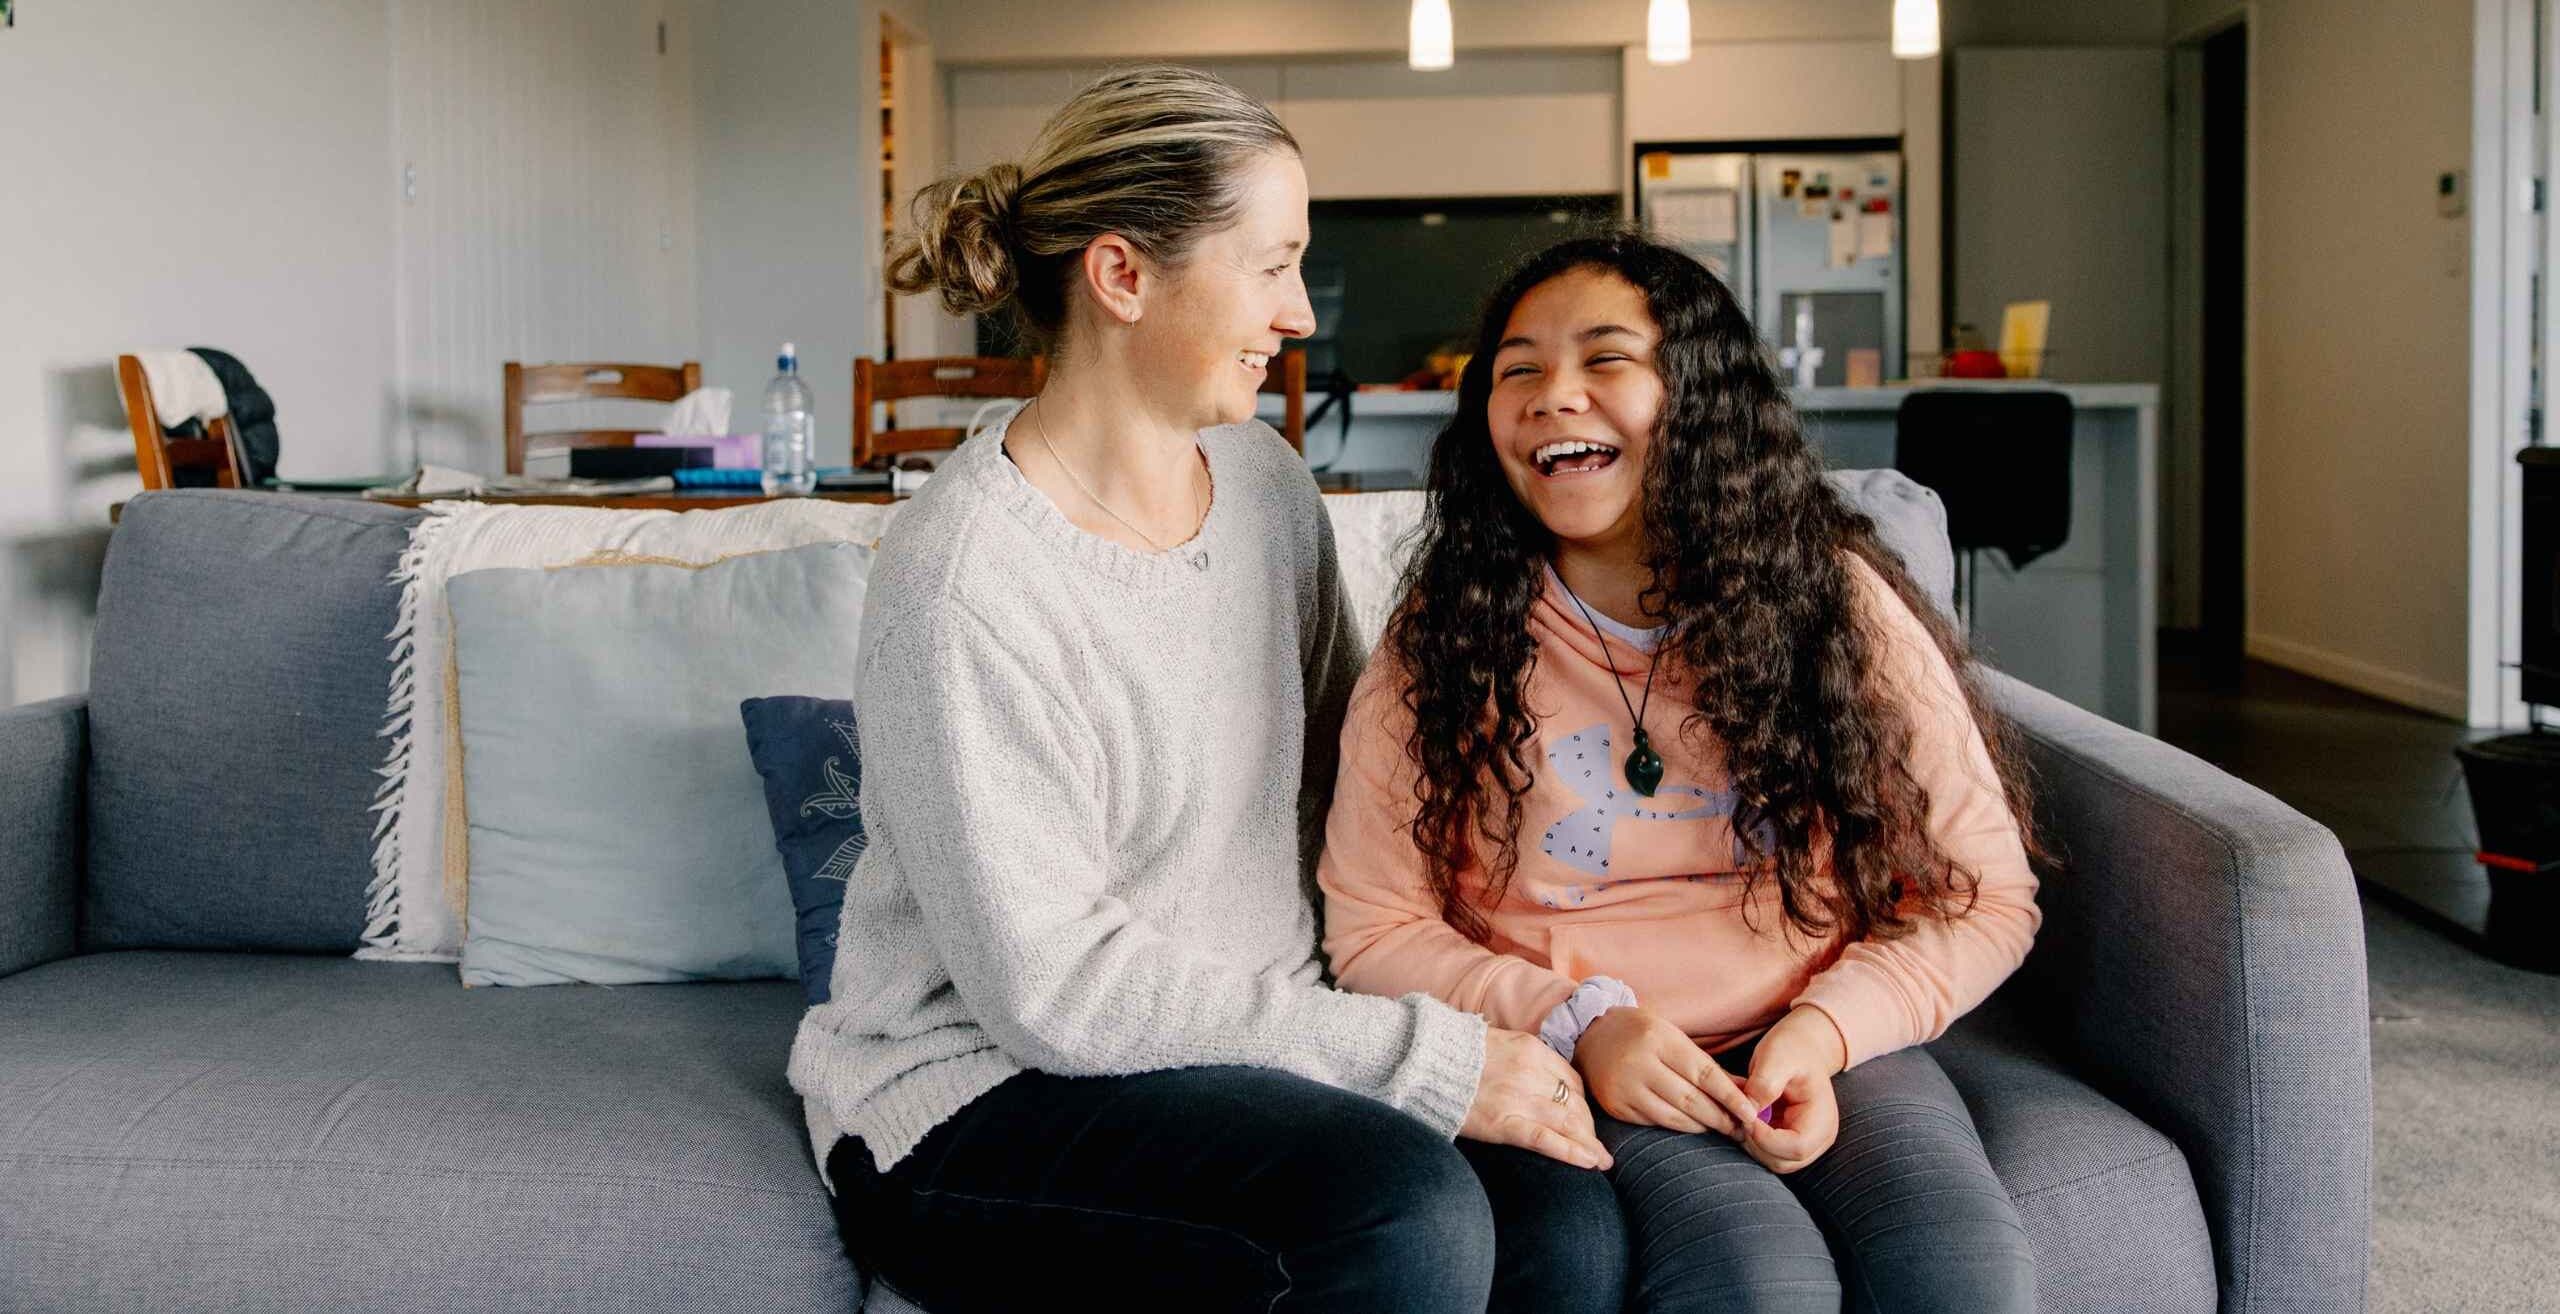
[950,55,1616,200]
[1943,0,2170,47]
[1284,54,1619,199]
[0,0,877,493]
[0,0,399,527]
[2248,0,2478,717]
[2169,1,2248,41]
[918,0,1889,62]
[0,0,908,706]
[395,0,896,473]
[947,40,1940,367]
[1621,41,1904,142]
[918,0,2212,63]
[0,0,399,707]
[887,15,957,360]
[392,0,700,473]
[1950,48,2167,386]
[693,0,890,468]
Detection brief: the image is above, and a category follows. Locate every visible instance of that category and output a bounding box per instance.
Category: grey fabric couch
[0,485,2369,1312]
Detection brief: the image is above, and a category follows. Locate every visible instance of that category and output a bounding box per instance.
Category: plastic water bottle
[761,343,817,496]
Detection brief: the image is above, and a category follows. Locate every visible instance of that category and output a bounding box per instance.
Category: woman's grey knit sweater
[787,414,1487,1178]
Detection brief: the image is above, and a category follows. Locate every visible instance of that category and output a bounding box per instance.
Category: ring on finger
[1551,1078,1569,1105]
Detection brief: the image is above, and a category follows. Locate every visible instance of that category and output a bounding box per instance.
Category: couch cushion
[0,952,858,1312]
[447,543,865,989]
[84,492,423,953]
[740,695,868,1005]
[1828,466,1956,620]
[1932,998,2221,1313]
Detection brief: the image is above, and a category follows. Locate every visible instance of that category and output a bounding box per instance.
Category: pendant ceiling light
[1892,0,1941,59]
[1646,0,1692,66]
[1410,0,1453,71]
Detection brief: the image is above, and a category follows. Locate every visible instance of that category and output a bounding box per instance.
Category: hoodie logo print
[1537,723,1754,879]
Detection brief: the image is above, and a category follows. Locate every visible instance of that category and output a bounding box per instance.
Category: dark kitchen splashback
[1306,195,1617,385]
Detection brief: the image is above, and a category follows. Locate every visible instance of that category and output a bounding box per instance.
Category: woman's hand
[1461,1028,1613,1170]
[1740,1005,1848,1174]
[1574,1006,1762,1137]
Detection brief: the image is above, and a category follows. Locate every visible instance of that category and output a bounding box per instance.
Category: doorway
[2165,17,2249,685]
[2199,22,2248,683]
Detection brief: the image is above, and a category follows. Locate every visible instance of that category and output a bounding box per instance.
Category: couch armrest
[0,695,84,978]
[1987,672,2370,1314]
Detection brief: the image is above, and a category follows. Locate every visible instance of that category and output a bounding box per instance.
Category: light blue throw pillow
[448,541,869,987]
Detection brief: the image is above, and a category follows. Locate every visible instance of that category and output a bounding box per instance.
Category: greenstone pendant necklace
[1561,578,1667,797]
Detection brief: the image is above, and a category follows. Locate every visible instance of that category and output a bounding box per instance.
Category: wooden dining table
[108,469,1421,523]
[361,488,903,511]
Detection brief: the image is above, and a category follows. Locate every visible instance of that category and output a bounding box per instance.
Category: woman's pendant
[1625,728,1664,797]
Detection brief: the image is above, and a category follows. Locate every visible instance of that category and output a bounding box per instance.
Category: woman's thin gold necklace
[1028,398,1199,553]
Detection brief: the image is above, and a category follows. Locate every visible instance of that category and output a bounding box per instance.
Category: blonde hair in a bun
[886,163,1025,318]
[885,66,1296,349]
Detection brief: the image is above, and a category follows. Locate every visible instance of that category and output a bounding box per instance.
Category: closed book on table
[569,446,713,478]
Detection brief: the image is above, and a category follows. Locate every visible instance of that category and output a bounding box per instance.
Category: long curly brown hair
[1385,232,2041,946]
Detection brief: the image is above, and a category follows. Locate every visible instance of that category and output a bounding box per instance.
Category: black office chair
[1892,389,2075,630]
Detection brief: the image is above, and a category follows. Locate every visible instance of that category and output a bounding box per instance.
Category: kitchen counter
[1270,382,2159,732]
[1300,380,2158,418]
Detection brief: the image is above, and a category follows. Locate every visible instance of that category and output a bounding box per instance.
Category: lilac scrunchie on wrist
[1537,976,1640,1063]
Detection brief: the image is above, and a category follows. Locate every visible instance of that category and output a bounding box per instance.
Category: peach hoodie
[1319,554,2040,1069]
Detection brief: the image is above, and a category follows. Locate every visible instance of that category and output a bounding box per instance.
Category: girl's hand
[1740,1005,1848,1174]
[1461,1028,1614,1170]
[1574,1006,1762,1136]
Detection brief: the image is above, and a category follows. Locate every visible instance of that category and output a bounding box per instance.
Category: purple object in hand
[1757,1104,1779,1125]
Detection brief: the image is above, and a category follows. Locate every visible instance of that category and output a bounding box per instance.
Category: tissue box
[638,433,760,469]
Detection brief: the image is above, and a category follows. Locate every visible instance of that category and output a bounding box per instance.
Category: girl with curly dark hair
[1320,232,2043,1312]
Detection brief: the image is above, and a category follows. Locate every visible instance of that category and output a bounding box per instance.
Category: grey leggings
[1596,1045,2036,1313]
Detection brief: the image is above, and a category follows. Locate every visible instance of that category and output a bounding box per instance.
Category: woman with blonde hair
[789,67,1626,1312]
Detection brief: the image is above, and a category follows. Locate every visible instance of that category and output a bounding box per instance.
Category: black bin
[2455,732,2560,973]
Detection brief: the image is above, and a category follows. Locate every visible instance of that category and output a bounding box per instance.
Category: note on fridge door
[1857,210,1894,260]
[1828,209,1858,268]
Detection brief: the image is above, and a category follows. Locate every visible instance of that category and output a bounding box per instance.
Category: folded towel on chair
[134,350,229,429]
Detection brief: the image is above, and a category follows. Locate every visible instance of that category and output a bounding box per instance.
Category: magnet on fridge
[1780,169,1802,198]
[1643,152,1673,180]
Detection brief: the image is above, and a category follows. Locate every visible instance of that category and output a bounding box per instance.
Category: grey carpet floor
[2364,894,2560,1312]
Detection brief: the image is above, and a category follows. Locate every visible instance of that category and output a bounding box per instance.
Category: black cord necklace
[1561,576,1666,797]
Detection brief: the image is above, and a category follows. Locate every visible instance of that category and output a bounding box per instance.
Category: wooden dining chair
[1259,348,1307,452]
[116,355,246,491]
[853,355,1047,467]
[503,360,702,475]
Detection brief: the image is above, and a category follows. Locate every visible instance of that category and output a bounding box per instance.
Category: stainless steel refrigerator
[1633,144,1904,387]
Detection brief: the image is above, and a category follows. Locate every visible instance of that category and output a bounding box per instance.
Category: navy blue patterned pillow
[739,696,867,1004]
